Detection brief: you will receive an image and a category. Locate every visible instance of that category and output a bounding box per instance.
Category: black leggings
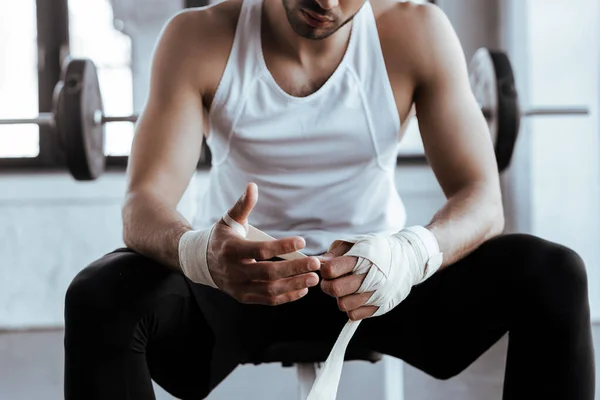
[64,234,595,399]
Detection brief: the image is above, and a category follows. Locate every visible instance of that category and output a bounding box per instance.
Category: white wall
[525,0,600,321]
[0,174,126,328]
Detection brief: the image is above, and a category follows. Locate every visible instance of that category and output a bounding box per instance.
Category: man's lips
[303,9,333,22]
[301,9,334,27]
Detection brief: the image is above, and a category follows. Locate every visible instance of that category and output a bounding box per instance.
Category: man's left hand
[319,241,379,321]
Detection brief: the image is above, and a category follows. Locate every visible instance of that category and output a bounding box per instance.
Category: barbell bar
[480,107,589,120]
[0,48,591,180]
[0,112,139,126]
[1,105,586,127]
[521,107,589,117]
[96,113,140,124]
[0,113,55,125]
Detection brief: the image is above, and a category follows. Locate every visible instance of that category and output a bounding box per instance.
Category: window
[68,0,134,156]
[0,0,39,158]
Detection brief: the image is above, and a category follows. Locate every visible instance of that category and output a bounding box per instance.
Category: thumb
[227,182,258,225]
[319,240,353,261]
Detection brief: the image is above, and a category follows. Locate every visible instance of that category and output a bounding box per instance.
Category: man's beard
[281,0,355,40]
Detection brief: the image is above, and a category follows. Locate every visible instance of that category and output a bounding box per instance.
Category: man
[64,0,595,398]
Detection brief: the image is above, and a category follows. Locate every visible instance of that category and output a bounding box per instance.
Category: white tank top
[193,0,407,255]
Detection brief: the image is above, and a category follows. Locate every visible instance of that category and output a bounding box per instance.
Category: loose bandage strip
[306,227,443,400]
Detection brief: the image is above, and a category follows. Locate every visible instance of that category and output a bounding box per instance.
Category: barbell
[0,59,138,180]
[469,48,589,172]
[0,48,590,180]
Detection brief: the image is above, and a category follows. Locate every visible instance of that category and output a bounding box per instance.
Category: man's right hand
[207,183,321,306]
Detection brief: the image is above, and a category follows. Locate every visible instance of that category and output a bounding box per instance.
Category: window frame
[0,0,427,174]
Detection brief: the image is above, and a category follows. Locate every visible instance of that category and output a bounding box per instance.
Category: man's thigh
[351,235,529,379]
[65,248,217,399]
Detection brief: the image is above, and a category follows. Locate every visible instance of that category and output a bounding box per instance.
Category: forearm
[122,191,192,271]
[426,183,505,267]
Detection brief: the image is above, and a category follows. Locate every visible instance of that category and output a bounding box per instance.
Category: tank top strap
[207,0,265,165]
[347,1,401,168]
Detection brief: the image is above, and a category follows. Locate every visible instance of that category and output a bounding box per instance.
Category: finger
[319,241,353,261]
[321,255,358,280]
[320,273,366,298]
[234,236,306,260]
[347,306,378,321]
[224,183,258,227]
[241,287,310,306]
[248,257,320,281]
[336,291,374,312]
[249,272,319,298]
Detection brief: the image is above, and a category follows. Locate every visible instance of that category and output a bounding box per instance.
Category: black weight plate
[57,59,105,181]
[469,48,520,173]
[52,80,64,148]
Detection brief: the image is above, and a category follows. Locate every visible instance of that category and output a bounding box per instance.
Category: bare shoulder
[170,0,242,44]
[155,0,243,101]
[372,1,461,84]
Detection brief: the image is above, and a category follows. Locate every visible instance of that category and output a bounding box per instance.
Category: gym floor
[1,326,598,399]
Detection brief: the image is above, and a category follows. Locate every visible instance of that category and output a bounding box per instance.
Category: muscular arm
[317,4,504,320]
[122,11,206,270]
[413,5,504,266]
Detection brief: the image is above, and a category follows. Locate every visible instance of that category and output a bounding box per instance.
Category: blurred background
[0,0,598,399]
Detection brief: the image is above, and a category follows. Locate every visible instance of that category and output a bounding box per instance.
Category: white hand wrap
[178,225,219,288]
[306,226,443,400]
[178,214,306,288]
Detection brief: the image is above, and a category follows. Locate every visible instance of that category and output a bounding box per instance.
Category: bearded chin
[282,0,354,40]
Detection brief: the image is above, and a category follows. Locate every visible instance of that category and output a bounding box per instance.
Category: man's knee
[518,235,587,296]
[492,234,589,314]
[488,233,585,281]
[546,243,587,290]
[65,259,113,319]
[536,242,589,318]
[65,250,133,347]
[66,250,135,319]
[64,249,186,348]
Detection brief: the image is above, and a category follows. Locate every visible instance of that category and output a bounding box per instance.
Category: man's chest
[260,36,416,128]
[269,59,415,122]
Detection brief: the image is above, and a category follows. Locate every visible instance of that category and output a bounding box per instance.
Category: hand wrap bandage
[179,225,219,288]
[180,218,442,400]
[306,226,443,400]
[178,214,305,287]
